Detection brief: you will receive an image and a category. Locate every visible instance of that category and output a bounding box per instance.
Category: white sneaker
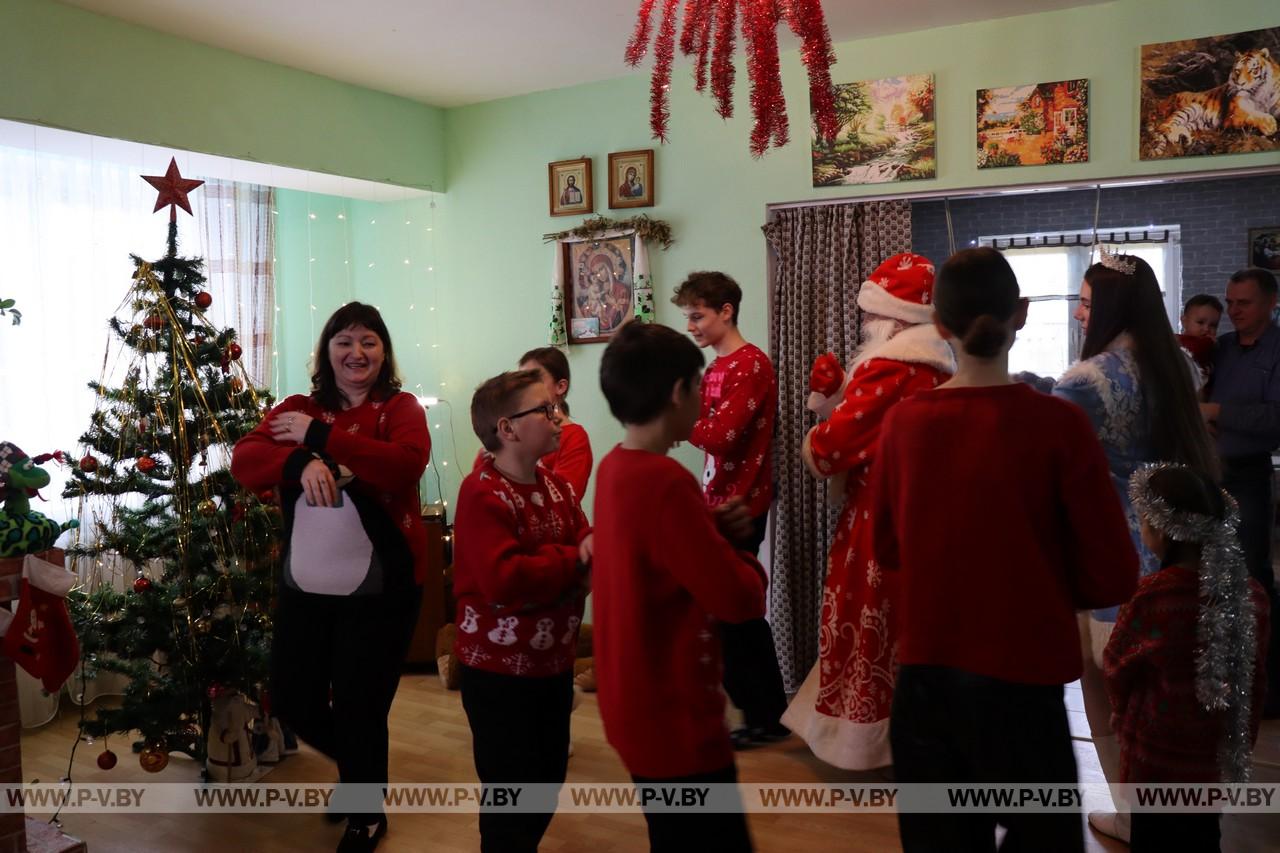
[1087,809,1131,844]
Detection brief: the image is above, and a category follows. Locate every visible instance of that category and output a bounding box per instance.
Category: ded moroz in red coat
[782,324,954,771]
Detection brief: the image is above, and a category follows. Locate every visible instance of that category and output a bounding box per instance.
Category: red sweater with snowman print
[452,458,591,677]
[689,343,777,518]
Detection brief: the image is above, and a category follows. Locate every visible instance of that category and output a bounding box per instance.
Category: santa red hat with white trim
[856,252,936,325]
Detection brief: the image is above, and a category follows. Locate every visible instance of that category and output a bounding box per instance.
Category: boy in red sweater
[594,321,766,852]
[454,370,593,853]
[673,271,787,748]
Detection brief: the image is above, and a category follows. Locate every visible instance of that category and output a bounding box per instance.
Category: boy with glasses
[454,369,593,852]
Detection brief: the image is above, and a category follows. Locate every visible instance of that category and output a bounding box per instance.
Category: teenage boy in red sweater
[594,321,766,852]
[454,370,593,853]
[673,271,788,748]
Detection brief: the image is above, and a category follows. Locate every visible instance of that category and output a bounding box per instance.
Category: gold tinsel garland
[543,215,675,250]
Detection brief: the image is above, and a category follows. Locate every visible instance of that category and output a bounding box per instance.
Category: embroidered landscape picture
[976,79,1089,168]
[1140,26,1280,160]
[810,73,936,186]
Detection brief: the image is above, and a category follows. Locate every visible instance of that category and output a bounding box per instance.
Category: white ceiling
[61,0,1107,108]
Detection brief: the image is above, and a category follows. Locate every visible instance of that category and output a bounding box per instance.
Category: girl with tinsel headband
[1104,463,1269,853]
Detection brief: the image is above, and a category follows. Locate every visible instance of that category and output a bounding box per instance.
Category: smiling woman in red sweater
[869,249,1139,853]
[231,302,429,853]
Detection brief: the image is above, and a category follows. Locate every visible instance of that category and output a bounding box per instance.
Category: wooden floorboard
[18,676,1280,852]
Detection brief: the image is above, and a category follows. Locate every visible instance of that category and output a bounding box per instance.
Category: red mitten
[809,352,844,396]
[2,554,79,692]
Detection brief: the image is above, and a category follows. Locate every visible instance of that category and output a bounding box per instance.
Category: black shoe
[757,722,791,742]
[336,817,386,853]
[729,727,761,750]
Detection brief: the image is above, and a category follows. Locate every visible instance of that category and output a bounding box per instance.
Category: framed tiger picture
[1139,26,1280,160]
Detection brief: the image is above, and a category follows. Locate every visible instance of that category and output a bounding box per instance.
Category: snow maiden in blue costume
[1052,249,1218,843]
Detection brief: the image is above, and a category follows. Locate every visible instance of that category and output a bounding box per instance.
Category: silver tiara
[1099,245,1137,275]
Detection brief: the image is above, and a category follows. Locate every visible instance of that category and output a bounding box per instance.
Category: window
[979,226,1182,379]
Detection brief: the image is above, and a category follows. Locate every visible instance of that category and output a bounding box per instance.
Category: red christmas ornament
[133,576,152,594]
[194,291,213,309]
[226,343,243,361]
[143,313,166,330]
[136,456,157,474]
[97,749,118,770]
[79,455,99,473]
[141,158,204,223]
[207,683,225,701]
[257,489,276,505]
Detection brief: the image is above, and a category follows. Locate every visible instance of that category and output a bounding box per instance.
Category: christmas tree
[64,159,280,773]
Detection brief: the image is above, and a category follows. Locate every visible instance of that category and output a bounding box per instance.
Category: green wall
[0,0,444,189]
[433,0,1280,512]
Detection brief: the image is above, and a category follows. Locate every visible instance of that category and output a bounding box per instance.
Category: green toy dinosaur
[0,442,77,557]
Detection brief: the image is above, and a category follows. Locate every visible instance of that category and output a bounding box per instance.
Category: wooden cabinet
[405,503,450,666]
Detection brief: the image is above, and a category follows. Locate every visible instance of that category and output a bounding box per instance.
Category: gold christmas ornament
[139,739,169,773]
[197,499,217,517]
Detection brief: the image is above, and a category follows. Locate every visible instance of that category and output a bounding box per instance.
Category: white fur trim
[861,323,956,373]
[24,553,75,598]
[857,281,934,325]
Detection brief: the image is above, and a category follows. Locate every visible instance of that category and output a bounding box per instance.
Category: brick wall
[0,553,28,853]
[911,174,1280,316]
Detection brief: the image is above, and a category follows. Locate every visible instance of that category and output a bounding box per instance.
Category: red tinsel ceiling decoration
[626,0,838,157]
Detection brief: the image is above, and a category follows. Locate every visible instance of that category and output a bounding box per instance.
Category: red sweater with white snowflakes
[869,383,1139,685]
[593,446,767,778]
[230,391,431,583]
[689,343,777,518]
[452,458,590,677]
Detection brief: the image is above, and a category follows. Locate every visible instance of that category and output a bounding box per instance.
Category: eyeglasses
[498,402,561,428]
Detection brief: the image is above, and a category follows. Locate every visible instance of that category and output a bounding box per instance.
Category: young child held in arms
[593,321,765,852]
[1106,463,1269,853]
[453,370,593,853]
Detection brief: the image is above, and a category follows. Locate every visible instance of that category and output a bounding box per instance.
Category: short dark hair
[310,302,401,411]
[600,322,704,425]
[518,346,572,416]
[1229,267,1279,297]
[1182,293,1223,315]
[470,369,542,453]
[671,271,742,325]
[934,248,1020,358]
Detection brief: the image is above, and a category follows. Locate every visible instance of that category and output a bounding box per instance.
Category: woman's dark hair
[310,302,401,410]
[600,321,703,425]
[1081,257,1219,481]
[519,346,572,416]
[1144,466,1227,565]
[934,247,1020,358]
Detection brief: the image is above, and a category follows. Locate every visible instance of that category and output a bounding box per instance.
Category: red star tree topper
[142,157,204,222]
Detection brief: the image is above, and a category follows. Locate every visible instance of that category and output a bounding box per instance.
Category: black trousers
[1221,454,1280,713]
[271,581,421,824]
[890,665,1083,853]
[631,765,753,853]
[459,665,574,853]
[720,512,789,730]
[1130,811,1220,853]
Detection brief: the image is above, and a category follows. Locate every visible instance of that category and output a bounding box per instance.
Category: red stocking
[2,554,79,692]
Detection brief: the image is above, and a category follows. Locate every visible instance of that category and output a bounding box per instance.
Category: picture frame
[607,149,655,209]
[548,158,593,217]
[562,233,636,343]
[976,79,1089,168]
[1249,226,1280,272]
[811,74,936,186]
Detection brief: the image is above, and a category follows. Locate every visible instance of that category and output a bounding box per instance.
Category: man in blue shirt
[1204,267,1280,716]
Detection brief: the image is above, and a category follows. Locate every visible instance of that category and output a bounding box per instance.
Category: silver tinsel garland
[1128,463,1258,782]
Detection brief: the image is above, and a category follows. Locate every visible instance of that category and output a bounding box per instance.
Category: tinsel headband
[1098,245,1137,275]
[1128,462,1258,782]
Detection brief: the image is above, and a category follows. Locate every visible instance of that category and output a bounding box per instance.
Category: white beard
[851,318,901,368]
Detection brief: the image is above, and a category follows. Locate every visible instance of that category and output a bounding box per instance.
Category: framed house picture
[563,234,636,343]
[607,149,654,209]
[549,158,592,217]
[1250,226,1280,272]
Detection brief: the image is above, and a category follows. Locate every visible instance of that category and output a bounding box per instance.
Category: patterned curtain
[196,179,276,389]
[762,200,911,692]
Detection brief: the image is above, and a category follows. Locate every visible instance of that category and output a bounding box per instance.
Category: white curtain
[0,124,275,724]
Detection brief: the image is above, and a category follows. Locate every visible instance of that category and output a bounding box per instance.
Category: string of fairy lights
[277,179,459,510]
